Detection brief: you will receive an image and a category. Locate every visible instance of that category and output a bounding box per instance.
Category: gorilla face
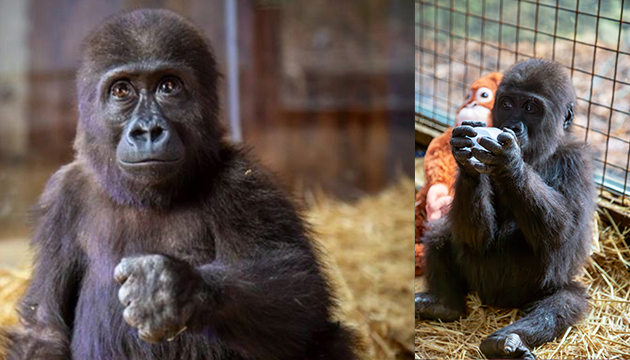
[103,66,188,184]
[74,10,224,206]
[491,59,575,163]
[492,88,546,152]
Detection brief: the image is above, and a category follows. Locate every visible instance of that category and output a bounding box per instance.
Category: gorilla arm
[6,168,85,360]
[114,153,347,360]
[471,130,589,253]
[448,122,497,248]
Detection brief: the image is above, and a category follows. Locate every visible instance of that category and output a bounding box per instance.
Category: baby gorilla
[415,59,595,359]
[4,9,359,360]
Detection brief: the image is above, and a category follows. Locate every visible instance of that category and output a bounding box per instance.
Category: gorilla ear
[564,103,574,129]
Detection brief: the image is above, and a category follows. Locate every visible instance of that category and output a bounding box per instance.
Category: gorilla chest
[79,206,217,280]
[72,207,221,359]
[72,284,221,360]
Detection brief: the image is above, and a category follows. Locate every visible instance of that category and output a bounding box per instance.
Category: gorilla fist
[114,255,207,343]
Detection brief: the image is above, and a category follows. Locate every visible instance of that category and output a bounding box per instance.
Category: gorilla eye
[500,98,513,109]
[110,81,134,101]
[524,102,539,113]
[158,77,183,95]
[475,87,494,103]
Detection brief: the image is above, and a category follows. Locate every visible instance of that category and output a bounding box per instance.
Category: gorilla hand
[450,121,487,177]
[114,255,208,343]
[471,128,524,176]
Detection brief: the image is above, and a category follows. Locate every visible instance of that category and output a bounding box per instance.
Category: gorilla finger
[477,136,503,154]
[452,149,473,162]
[471,148,500,165]
[480,333,532,358]
[123,304,146,328]
[502,334,534,359]
[139,326,165,343]
[450,136,474,149]
[114,260,134,284]
[497,130,517,146]
[452,125,477,138]
[460,120,486,128]
[118,281,139,306]
[502,333,521,353]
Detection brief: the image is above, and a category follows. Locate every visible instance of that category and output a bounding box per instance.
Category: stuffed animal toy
[415,72,502,276]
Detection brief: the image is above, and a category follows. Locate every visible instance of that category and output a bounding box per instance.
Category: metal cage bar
[416,0,630,202]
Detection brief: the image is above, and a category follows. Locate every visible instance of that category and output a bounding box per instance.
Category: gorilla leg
[480,282,588,359]
[415,223,467,321]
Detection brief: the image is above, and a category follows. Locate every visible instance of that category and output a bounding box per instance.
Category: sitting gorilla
[4,9,359,360]
[415,59,595,359]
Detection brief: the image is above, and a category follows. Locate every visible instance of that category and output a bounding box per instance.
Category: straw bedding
[415,210,630,359]
[0,178,415,360]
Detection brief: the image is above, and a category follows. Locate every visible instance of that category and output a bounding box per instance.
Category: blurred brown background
[0,0,414,247]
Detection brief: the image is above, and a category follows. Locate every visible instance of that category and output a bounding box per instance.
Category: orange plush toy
[415,72,502,276]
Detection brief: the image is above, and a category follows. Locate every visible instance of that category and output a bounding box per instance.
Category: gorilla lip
[118,158,184,177]
[119,158,182,165]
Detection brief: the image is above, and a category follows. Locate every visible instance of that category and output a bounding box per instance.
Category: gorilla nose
[126,118,171,151]
[117,116,184,166]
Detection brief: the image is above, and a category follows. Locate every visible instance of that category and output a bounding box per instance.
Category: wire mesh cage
[415,0,630,202]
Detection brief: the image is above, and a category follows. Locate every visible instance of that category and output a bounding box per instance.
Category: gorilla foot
[414,293,463,322]
[480,333,535,359]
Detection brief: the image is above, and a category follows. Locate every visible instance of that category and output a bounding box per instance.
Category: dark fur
[4,9,359,360]
[415,59,595,359]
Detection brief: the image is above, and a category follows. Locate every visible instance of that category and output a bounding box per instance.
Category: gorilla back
[416,59,595,359]
[5,9,359,360]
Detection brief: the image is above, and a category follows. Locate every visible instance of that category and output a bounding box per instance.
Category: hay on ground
[307,178,415,360]
[0,268,29,328]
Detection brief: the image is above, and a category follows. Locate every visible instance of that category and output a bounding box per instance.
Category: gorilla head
[75,9,224,207]
[491,59,576,164]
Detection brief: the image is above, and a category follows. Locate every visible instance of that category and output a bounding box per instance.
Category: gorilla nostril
[130,128,145,139]
[150,127,165,141]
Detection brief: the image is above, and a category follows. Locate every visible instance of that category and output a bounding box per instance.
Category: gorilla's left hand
[471,128,524,175]
[114,255,207,343]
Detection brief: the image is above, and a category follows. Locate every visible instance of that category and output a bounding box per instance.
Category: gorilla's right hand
[450,121,486,177]
[114,255,208,343]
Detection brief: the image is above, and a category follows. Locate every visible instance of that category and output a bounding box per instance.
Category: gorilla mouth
[118,157,184,186]
[119,158,182,166]
[118,158,184,179]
